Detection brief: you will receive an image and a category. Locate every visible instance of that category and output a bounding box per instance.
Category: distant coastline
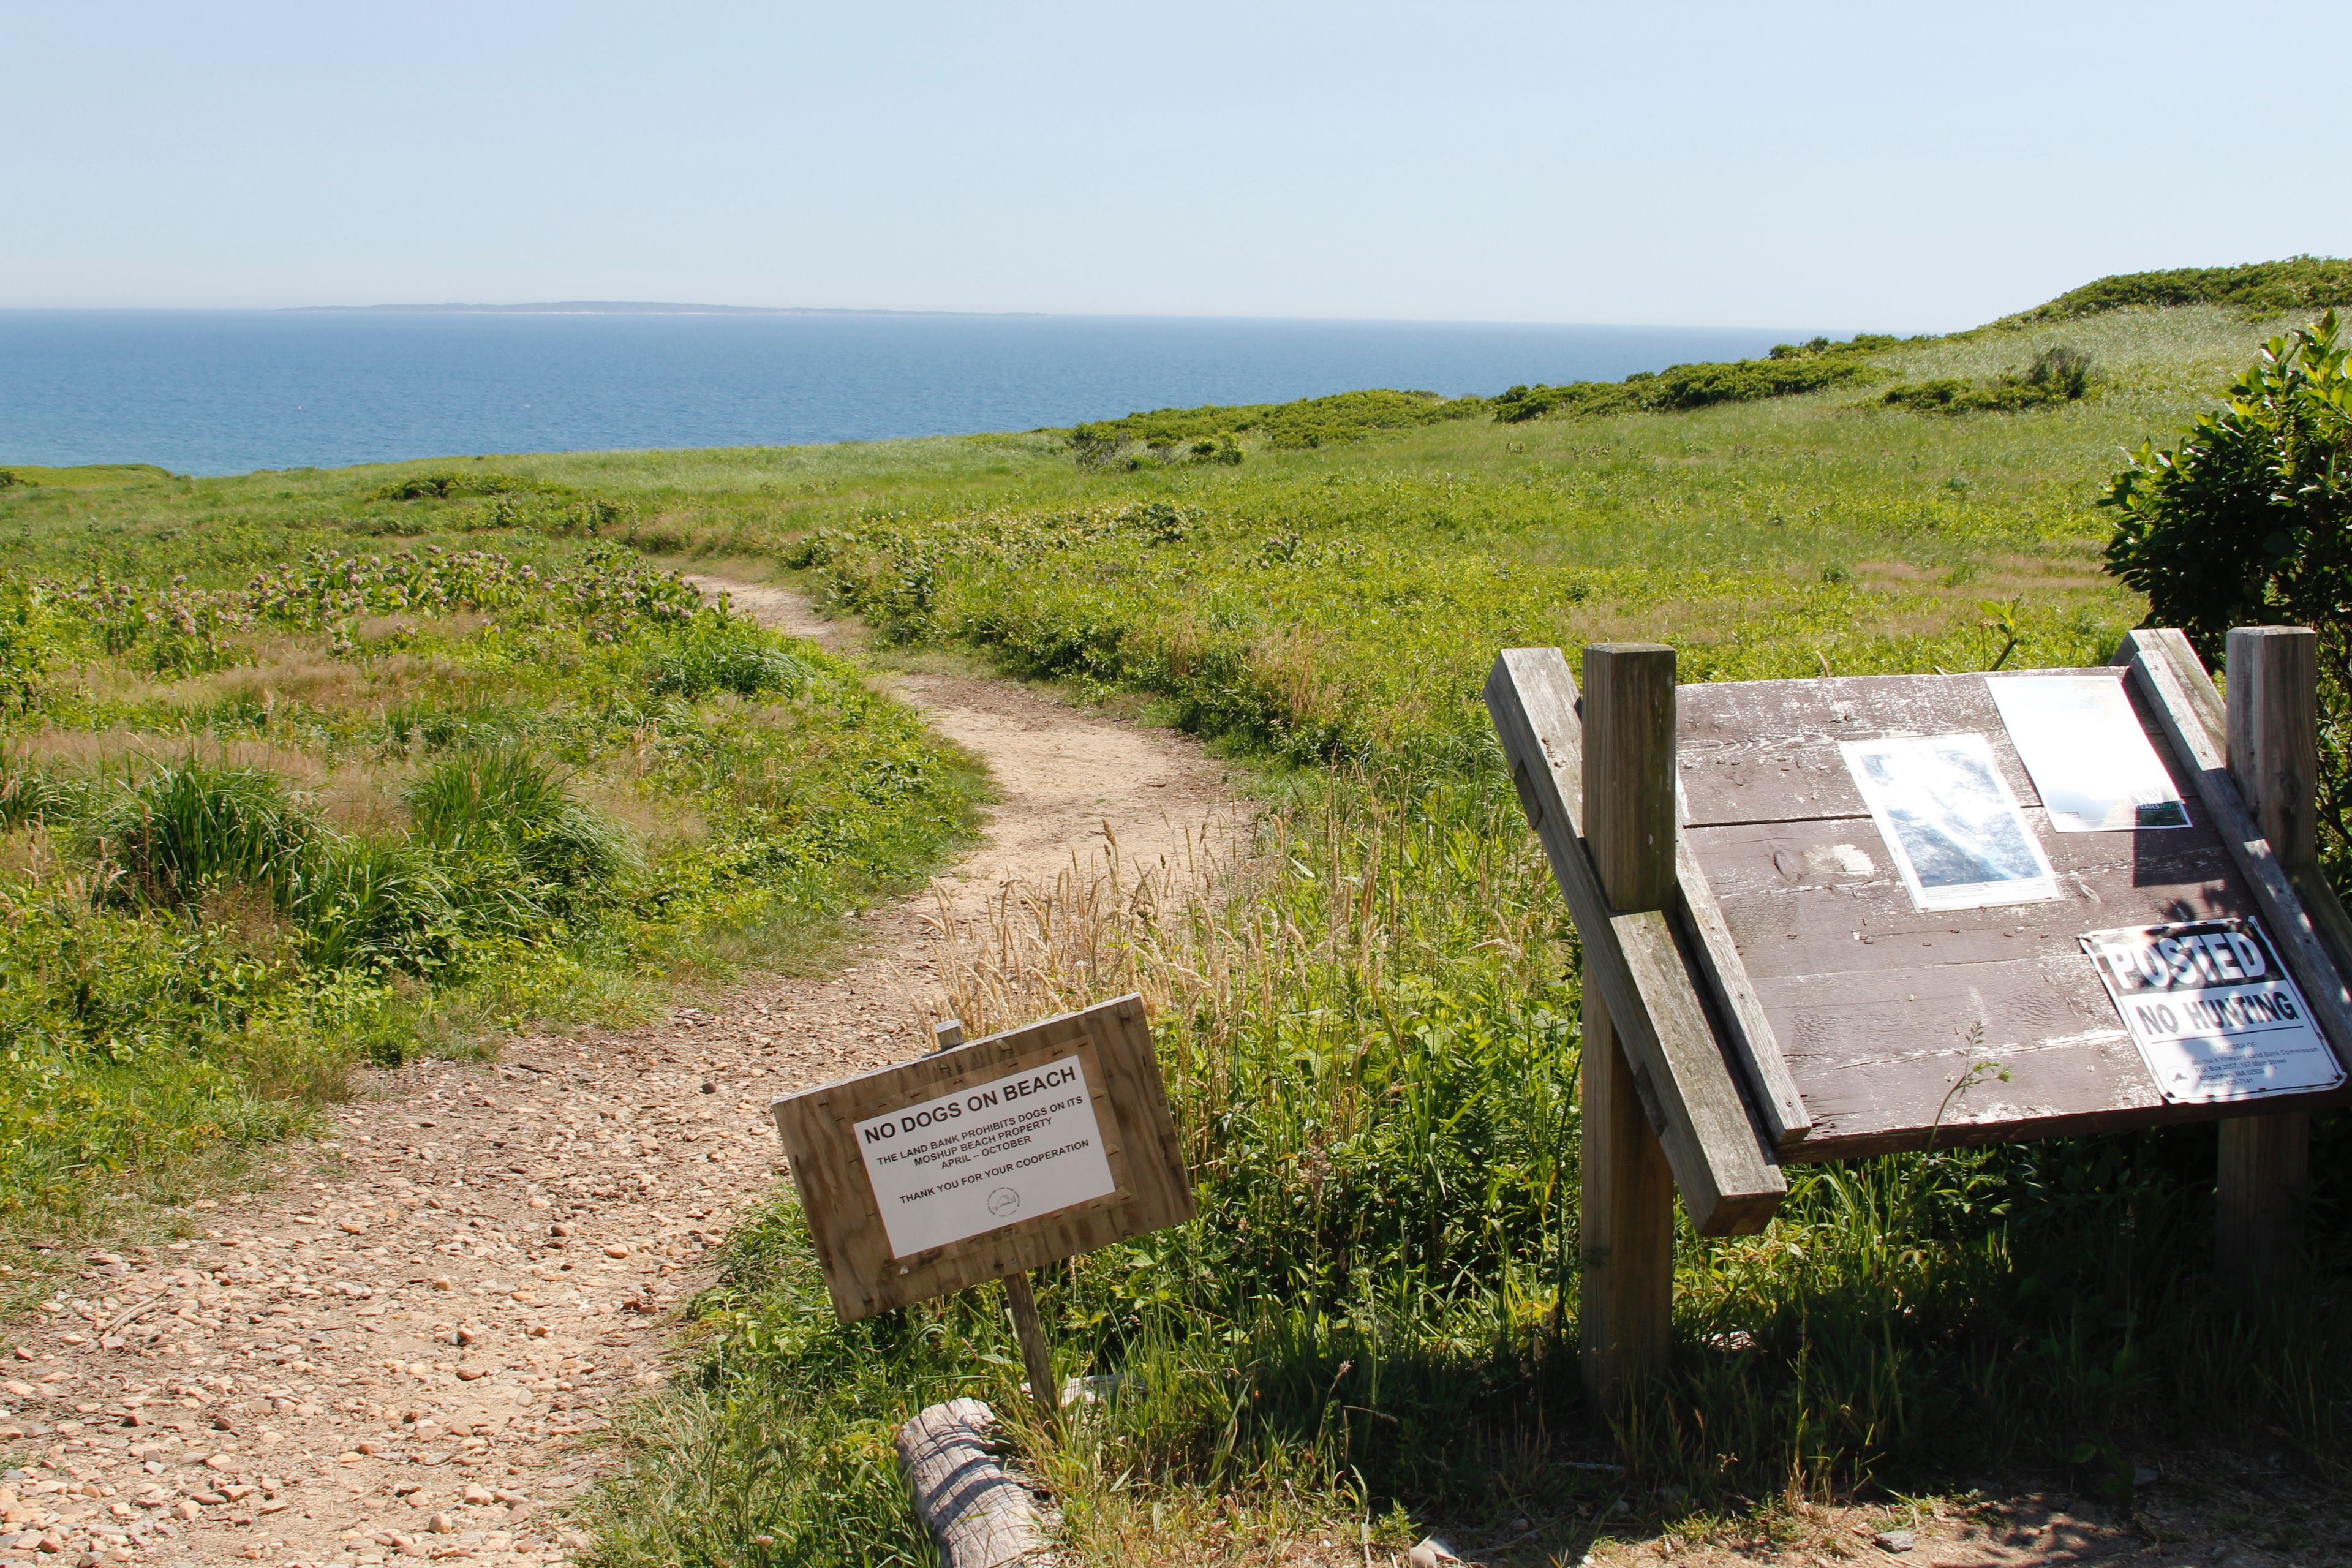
[285,300,1049,317]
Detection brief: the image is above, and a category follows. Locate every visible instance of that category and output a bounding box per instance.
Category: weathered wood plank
[1695,813,2247,981]
[1678,674,2046,827]
[1677,668,2199,831]
[1581,644,1691,1407]
[2217,627,2323,1296]
[2115,630,2352,1068]
[1674,806,1811,1147]
[1486,647,1785,1236]
[2126,630,2352,993]
[1000,1270,1060,1435]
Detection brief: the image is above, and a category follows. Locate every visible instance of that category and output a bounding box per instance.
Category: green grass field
[0,484,983,1241]
[7,273,2350,1564]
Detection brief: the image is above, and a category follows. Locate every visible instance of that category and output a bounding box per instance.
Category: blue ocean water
[0,310,1817,478]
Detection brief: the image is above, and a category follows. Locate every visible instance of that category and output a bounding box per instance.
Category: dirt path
[0,579,1239,1568]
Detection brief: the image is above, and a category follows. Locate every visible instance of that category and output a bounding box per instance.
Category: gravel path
[0,580,1238,1568]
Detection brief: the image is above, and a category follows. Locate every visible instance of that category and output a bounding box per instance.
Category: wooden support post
[1485,649,1787,1236]
[933,1018,1060,1431]
[2218,627,2320,1297]
[1000,1269,1060,1436]
[1579,644,1680,1408]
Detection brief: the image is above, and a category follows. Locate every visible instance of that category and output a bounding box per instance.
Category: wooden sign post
[1488,627,2352,1409]
[770,993,1194,1431]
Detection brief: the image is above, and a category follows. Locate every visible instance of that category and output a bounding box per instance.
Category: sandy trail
[0,579,1238,1568]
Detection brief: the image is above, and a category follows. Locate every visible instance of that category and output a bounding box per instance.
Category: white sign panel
[1841,733,2060,911]
[1987,674,2190,833]
[2081,919,2345,1102]
[853,1055,1118,1258]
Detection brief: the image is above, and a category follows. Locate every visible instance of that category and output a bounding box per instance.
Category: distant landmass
[287,300,1045,317]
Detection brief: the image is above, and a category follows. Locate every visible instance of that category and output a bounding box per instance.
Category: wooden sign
[770,993,1194,1322]
[1487,627,2352,1403]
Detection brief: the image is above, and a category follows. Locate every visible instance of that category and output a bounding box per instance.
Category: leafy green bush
[289,835,461,976]
[2103,311,2352,866]
[372,470,537,502]
[0,880,326,1221]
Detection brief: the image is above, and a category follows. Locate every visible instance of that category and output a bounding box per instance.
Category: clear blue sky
[8,1,2348,330]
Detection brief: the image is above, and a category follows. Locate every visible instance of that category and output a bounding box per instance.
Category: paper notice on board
[2081,919,2344,1102]
[1841,733,2061,911]
[1988,674,2190,832]
[854,1055,1118,1258]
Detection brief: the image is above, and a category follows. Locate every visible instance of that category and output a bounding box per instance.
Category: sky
[7,1,2350,331]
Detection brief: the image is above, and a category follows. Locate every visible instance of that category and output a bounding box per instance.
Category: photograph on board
[1840,733,2061,911]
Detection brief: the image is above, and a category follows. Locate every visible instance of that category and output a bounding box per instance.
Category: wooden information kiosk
[1487,627,2352,1403]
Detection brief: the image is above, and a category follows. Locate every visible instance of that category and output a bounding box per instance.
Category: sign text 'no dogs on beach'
[771,993,1194,1322]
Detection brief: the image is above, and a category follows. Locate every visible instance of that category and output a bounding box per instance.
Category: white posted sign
[853,1055,1118,1257]
[2081,918,2345,1102]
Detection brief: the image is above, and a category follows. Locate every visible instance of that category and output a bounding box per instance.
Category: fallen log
[895,1398,1053,1567]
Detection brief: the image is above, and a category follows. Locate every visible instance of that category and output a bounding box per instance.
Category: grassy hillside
[6,266,2348,1564]
[0,481,982,1237]
[505,301,2343,1564]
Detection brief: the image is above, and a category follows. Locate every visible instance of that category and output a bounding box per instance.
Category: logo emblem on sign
[987,1187,1022,1218]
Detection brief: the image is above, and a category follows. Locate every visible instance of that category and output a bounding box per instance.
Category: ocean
[0,309,1817,477]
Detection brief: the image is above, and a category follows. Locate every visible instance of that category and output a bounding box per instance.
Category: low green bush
[1885,345,2096,415]
[1492,336,1893,424]
[288,835,461,976]
[0,879,327,1224]
[648,614,813,699]
[91,761,313,907]
[406,747,636,915]
[1069,388,1488,461]
[2005,255,2352,324]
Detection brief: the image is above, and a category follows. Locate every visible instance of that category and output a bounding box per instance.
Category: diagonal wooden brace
[2113,629,2352,1063]
[1486,646,1786,1236]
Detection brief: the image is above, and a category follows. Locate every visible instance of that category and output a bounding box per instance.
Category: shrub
[92,761,313,907]
[648,617,812,700]
[1071,388,1486,459]
[2022,343,2094,399]
[1494,337,1888,423]
[0,582,67,716]
[2102,310,2352,865]
[290,835,461,975]
[1643,353,1876,410]
[374,471,532,502]
[2005,255,2352,325]
[1884,346,2095,415]
[405,748,635,914]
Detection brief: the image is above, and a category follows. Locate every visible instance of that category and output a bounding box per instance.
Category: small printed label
[853,1055,1118,1257]
[2081,918,2344,1102]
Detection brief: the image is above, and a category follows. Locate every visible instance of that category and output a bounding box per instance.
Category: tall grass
[91,760,312,905]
